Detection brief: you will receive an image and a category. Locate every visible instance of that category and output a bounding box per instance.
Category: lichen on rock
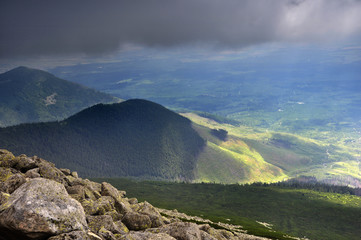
[0,149,16,168]
[0,178,88,239]
[122,211,152,231]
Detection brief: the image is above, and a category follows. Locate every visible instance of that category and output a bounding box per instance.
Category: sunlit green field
[182,113,361,186]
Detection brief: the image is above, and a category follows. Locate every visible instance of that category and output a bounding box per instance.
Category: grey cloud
[0,0,360,58]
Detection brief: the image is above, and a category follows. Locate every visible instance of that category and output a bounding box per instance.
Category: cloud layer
[1,0,361,58]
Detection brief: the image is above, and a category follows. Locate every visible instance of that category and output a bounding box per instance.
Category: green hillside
[192,124,287,184]
[0,99,205,179]
[94,178,361,240]
[0,66,118,127]
[183,112,361,187]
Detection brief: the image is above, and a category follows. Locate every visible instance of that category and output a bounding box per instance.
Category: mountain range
[0,66,118,127]
[1,97,359,186]
[0,67,360,186]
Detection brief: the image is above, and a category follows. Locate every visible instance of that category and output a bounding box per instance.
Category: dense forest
[96,177,361,240]
[251,176,361,196]
[0,99,205,179]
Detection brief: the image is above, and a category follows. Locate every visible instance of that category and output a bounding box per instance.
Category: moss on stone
[0,149,16,168]
[0,167,13,182]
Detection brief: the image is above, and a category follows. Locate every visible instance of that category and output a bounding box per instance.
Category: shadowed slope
[0,99,205,179]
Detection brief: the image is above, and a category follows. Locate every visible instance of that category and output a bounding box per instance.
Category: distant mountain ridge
[0,66,118,127]
[0,99,205,180]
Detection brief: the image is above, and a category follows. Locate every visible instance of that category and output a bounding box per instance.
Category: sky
[1,0,361,71]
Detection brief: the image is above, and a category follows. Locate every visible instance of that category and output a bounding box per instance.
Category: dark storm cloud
[1,0,360,58]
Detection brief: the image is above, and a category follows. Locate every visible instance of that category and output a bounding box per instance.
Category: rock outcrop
[0,149,270,240]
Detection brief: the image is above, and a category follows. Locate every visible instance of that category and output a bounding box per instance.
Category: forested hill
[0,99,205,179]
[0,66,117,127]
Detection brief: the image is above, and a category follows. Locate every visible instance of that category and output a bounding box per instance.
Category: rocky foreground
[0,149,270,240]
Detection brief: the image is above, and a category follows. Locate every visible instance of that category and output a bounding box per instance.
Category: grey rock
[199,224,235,239]
[0,149,16,168]
[0,192,10,206]
[83,180,102,200]
[114,198,132,215]
[71,171,79,178]
[156,222,202,240]
[105,209,123,221]
[13,155,38,172]
[125,231,176,240]
[65,175,85,186]
[67,185,85,201]
[25,168,41,178]
[101,182,126,201]
[47,230,91,240]
[38,161,67,185]
[82,196,115,216]
[200,230,218,240]
[87,215,114,233]
[122,212,152,231]
[134,201,164,228]
[128,198,138,205]
[0,178,88,240]
[98,227,117,240]
[113,220,129,234]
[59,168,71,176]
[0,173,26,194]
[0,167,14,182]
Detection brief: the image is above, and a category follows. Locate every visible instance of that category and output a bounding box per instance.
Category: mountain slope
[182,112,361,186]
[0,66,118,127]
[191,124,286,184]
[0,99,205,179]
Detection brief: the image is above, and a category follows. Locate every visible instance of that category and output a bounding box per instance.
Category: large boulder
[101,182,126,200]
[133,201,164,228]
[154,222,202,240]
[0,178,88,240]
[122,211,152,231]
[199,224,236,240]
